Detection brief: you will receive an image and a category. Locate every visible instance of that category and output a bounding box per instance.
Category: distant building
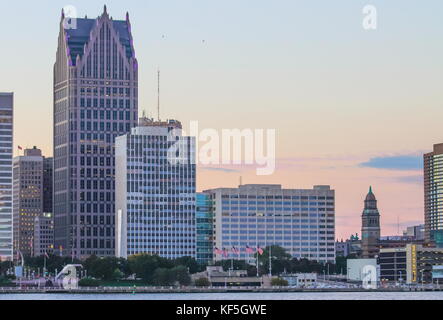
[379,244,443,284]
[281,273,317,287]
[403,224,425,241]
[361,187,381,258]
[191,266,262,287]
[42,158,53,213]
[33,213,54,257]
[196,193,214,265]
[424,144,443,246]
[115,118,196,259]
[336,234,362,258]
[0,93,13,261]
[13,147,44,257]
[205,184,336,264]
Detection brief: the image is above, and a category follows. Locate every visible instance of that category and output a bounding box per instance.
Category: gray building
[33,212,54,257]
[13,147,45,257]
[0,93,13,261]
[53,7,138,258]
[206,184,336,264]
[115,118,196,259]
[43,158,53,214]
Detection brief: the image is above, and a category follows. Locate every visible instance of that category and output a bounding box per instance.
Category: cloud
[360,155,423,171]
[199,167,240,173]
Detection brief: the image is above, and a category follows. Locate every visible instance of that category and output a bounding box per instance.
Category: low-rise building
[192,266,262,287]
[379,244,443,284]
[281,273,317,287]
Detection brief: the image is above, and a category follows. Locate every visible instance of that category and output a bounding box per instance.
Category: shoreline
[0,287,440,294]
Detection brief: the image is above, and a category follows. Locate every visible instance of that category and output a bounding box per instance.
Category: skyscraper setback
[53,7,138,258]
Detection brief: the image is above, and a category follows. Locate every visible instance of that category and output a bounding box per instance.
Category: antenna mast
[157,69,160,121]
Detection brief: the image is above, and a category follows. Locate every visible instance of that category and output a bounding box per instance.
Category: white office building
[205,184,336,264]
[115,118,196,259]
[0,93,13,261]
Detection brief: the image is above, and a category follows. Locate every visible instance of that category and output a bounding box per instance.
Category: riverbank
[0,286,440,294]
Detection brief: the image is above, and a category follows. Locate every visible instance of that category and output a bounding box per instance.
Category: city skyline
[1,1,443,239]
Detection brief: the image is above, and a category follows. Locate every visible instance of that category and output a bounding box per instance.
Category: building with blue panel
[205,184,336,264]
[196,193,214,265]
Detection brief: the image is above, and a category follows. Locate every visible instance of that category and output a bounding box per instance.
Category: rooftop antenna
[397,216,400,235]
[157,69,160,122]
[240,176,243,186]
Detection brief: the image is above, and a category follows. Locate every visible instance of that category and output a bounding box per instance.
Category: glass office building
[53,7,138,258]
[115,118,196,259]
[205,184,336,264]
[196,193,214,265]
[0,93,13,261]
[424,143,443,246]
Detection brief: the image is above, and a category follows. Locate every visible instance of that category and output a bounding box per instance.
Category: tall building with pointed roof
[53,6,138,258]
[361,187,381,258]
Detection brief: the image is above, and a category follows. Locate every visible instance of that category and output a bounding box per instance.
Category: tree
[153,268,175,286]
[194,277,211,287]
[84,256,121,280]
[271,278,289,287]
[128,254,169,284]
[173,256,200,274]
[173,266,191,286]
[258,245,292,276]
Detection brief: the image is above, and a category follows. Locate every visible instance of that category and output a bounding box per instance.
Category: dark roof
[65,18,133,66]
[365,186,376,201]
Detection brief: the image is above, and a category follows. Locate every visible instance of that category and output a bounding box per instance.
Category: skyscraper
[0,93,13,261]
[13,147,44,257]
[361,187,381,258]
[206,184,336,264]
[424,143,443,247]
[53,7,138,258]
[115,118,196,259]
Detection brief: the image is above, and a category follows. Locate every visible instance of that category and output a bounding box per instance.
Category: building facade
[424,144,443,246]
[361,187,381,258]
[43,158,53,214]
[379,244,443,284]
[403,224,425,241]
[13,147,44,257]
[33,212,54,257]
[196,193,214,265]
[206,184,336,264]
[0,93,13,261]
[115,118,196,259]
[53,7,138,258]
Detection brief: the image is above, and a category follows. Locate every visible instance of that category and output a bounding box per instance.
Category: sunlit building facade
[115,118,196,259]
[424,143,443,246]
[0,93,13,261]
[206,184,336,264]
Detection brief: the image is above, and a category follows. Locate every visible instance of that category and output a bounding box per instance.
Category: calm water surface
[1,292,443,300]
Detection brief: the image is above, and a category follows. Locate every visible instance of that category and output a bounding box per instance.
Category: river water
[1,291,443,300]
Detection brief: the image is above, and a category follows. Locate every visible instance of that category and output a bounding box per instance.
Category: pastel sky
[0,0,442,239]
